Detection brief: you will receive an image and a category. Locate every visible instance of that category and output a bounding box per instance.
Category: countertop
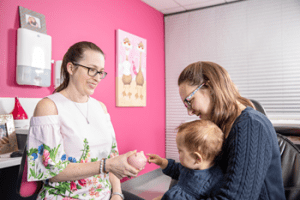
[0,152,22,169]
[0,128,27,169]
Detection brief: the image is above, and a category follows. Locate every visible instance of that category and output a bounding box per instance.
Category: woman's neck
[237,100,247,114]
[61,86,89,103]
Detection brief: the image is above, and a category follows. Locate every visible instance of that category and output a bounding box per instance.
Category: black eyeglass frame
[72,62,107,79]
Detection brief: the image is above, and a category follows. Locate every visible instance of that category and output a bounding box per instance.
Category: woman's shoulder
[231,107,275,138]
[34,97,58,117]
[98,101,108,114]
[89,97,108,114]
[235,107,270,126]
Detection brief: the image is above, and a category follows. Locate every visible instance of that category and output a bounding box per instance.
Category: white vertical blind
[165,0,300,160]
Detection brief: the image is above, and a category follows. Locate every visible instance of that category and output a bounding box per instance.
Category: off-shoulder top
[26,93,119,200]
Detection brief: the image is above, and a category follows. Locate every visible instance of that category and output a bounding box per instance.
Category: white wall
[0,97,41,128]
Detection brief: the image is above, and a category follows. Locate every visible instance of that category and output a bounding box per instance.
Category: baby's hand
[147,154,163,166]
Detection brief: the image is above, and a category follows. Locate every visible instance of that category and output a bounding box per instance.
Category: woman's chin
[86,88,95,96]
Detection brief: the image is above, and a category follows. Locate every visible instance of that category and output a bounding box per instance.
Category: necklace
[66,92,90,124]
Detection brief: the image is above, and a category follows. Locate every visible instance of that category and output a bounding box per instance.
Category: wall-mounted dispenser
[16,28,52,87]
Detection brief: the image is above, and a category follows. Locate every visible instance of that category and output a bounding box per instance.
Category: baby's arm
[147,154,168,170]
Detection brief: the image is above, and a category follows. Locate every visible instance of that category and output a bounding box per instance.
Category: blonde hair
[176,120,224,162]
[178,61,254,138]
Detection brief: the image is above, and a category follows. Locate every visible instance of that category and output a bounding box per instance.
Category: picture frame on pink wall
[19,6,47,34]
[116,29,147,107]
[0,114,18,155]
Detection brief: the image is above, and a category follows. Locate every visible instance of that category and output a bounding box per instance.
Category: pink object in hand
[20,156,38,197]
[127,151,147,170]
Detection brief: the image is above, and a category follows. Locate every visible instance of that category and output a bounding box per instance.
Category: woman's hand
[109,172,121,189]
[106,150,140,179]
[147,154,163,166]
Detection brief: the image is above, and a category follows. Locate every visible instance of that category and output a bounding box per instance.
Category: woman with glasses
[26,41,144,200]
[176,61,285,200]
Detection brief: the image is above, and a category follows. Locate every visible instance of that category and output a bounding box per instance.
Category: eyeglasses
[184,83,205,109]
[72,62,107,79]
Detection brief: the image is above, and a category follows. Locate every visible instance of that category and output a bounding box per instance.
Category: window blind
[165,0,300,160]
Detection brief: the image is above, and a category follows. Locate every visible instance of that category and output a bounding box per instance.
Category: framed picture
[0,114,18,154]
[19,6,47,34]
[116,29,147,107]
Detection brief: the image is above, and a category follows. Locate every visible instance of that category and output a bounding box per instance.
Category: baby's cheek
[179,156,183,163]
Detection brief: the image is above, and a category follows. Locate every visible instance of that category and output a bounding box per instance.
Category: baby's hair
[176,120,224,162]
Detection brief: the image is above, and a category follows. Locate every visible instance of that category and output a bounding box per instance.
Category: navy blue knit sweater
[162,159,224,199]
[205,107,286,200]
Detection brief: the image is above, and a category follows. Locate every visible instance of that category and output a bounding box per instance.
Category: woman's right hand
[106,150,140,179]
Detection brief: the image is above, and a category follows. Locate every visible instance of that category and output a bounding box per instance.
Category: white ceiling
[141,0,240,15]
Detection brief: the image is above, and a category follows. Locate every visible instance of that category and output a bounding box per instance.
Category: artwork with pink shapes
[116,29,147,107]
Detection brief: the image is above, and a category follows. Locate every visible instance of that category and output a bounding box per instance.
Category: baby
[148,120,224,200]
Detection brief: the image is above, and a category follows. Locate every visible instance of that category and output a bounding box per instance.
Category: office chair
[250,100,300,200]
[249,99,267,115]
[16,145,42,198]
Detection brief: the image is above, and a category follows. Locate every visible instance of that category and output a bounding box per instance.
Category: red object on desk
[11,97,28,120]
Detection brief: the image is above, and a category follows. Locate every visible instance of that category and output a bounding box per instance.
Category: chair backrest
[16,145,42,197]
[250,99,267,115]
[16,145,27,193]
[250,99,300,200]
[277,133,300,200]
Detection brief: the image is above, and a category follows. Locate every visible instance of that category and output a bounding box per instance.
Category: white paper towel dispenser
[16,28,52,87]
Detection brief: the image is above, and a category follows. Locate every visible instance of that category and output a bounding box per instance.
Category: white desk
[0,128,28,169]
[0,153,21,169]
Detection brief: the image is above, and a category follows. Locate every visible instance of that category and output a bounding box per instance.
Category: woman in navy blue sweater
[177,61,286,200]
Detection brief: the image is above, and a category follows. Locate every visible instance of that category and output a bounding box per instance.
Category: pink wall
[0,0,165,178]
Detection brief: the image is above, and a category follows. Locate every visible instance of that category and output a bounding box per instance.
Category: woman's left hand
[106,150,140,179]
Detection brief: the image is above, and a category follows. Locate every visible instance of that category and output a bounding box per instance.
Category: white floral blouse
[27,93,119,200]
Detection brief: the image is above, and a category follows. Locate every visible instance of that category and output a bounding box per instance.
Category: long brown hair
[54,41,104,93]
[177,120,223,162]
[178,61,254,138]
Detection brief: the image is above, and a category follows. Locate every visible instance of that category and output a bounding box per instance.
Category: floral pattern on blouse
[27,139,119,200]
